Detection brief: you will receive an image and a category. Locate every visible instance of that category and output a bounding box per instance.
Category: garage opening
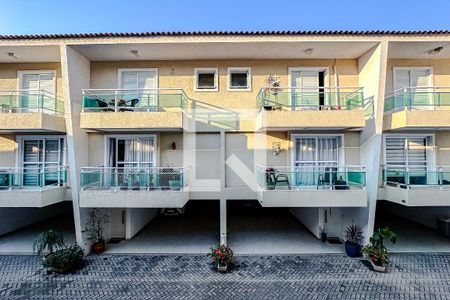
[375,201,450,253]
[0,202,75,254]
[105,200,220,254]
[227,200,344,254]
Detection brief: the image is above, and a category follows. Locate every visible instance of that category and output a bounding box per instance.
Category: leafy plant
[209,244,234,266]
[33,229,66,257]
[44,244,85,274]
[344,224,364,245]
[83,208,109,244]
[363,227,397,267]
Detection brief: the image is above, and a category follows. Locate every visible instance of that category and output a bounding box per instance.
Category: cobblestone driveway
[0,253,449,299]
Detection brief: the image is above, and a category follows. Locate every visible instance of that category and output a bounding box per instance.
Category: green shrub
[33,229,66,257]
[44,244,85,274]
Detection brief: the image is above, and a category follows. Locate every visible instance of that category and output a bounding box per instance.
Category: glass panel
[197,73,215,89]
[230,72,248,88]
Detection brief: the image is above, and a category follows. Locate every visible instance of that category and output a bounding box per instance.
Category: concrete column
[357,41,389,244]
[220,198,227,245]
[60,45,91,252]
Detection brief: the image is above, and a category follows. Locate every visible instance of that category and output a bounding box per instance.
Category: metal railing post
[8,169,12,191]
[114,90,119,112]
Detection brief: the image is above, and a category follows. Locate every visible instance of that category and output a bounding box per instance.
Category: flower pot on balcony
[217,263,228,273]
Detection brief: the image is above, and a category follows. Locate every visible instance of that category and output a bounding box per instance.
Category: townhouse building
[0,31,448,254]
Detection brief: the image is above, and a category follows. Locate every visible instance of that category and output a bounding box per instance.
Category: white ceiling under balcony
[389,41,450,59]
[0,46,60,62]
[71,41,378,61]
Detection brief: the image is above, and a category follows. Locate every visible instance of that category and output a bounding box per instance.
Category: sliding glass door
[293,136,343,186]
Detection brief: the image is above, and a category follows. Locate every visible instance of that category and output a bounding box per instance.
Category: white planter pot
[217,264,227,273]
[370,259,386,273]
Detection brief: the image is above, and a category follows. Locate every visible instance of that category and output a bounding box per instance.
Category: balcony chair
[274,173,291,190]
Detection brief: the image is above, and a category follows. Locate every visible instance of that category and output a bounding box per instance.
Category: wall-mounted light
[130,50,140,57]
[428,46,443,55]
[304,48,314,55]
[272,142,281,156]
[7,52,19,59]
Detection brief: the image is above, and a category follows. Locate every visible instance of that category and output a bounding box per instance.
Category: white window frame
[227,67,251,91]
[15,135,67,169]
[194,68,218,92]
[103,134,158,168]
[392,67,434,91]
[117,68,159,90]
[383,133,436,170]
[290,133,345,167]
[17,70,56,92]
[288,67,330,88]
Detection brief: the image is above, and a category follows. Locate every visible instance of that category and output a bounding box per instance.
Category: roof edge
[1,30,450,40]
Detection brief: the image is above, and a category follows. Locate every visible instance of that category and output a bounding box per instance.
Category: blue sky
[1,0,449,35]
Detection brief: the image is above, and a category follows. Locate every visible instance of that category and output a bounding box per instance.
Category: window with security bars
[384,136,431,184]
[21,138,65,186]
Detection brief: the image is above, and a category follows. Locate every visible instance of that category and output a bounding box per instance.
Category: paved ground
[0,253,449,299]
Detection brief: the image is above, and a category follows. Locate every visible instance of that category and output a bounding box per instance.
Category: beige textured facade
[1,32,449,254]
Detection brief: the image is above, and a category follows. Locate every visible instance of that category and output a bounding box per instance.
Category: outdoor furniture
[274,174,291,190]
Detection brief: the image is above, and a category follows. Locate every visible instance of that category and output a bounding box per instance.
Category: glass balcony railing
[256,165,366,190]
[0,166,68,190]
[80,167,189,191]
[382,165,450,188]
[82,89,188,112]
[257,87,365,111]
[0,90,65,115]
[384,87,450,112]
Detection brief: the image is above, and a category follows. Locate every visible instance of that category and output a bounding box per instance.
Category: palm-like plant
[344,224,364,245]
[33,229,66,257]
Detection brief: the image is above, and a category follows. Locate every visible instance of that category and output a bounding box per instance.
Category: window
[228,67,251,90]
[107,136,156,169]
[195,68,218,91]
[18,71,56,111]
[292,135,344,186]
[289,67,328,108]
[384,135,434,184]
[19,137,65,186]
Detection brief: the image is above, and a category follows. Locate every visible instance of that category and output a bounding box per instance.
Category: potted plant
[265,167,276,190]
[209,244,234,273]
[33,229,66,259]
[363,227,397,272]
[83,208,110,254]
[44,244,85,274]
[344,224,364,257]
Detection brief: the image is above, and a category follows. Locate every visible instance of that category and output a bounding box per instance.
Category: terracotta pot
[217,263,228,273]
[92,242,105,254]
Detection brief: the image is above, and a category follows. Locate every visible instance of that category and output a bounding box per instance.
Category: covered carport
[227,200,344,254]
[0,203,76,254]
[105,200,220,254]
[375,201,450,253]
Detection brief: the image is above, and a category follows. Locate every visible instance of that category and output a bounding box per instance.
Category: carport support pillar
[220,199,227,245]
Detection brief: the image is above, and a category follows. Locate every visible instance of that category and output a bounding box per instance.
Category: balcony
[79,167,189,208]
[383,87,450,130]
[80,89,187,131]
[0,90,66,133]
[256,165,367,207]
[379,165,450,206]
[256,87,367,131]
[0,166,68,207]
